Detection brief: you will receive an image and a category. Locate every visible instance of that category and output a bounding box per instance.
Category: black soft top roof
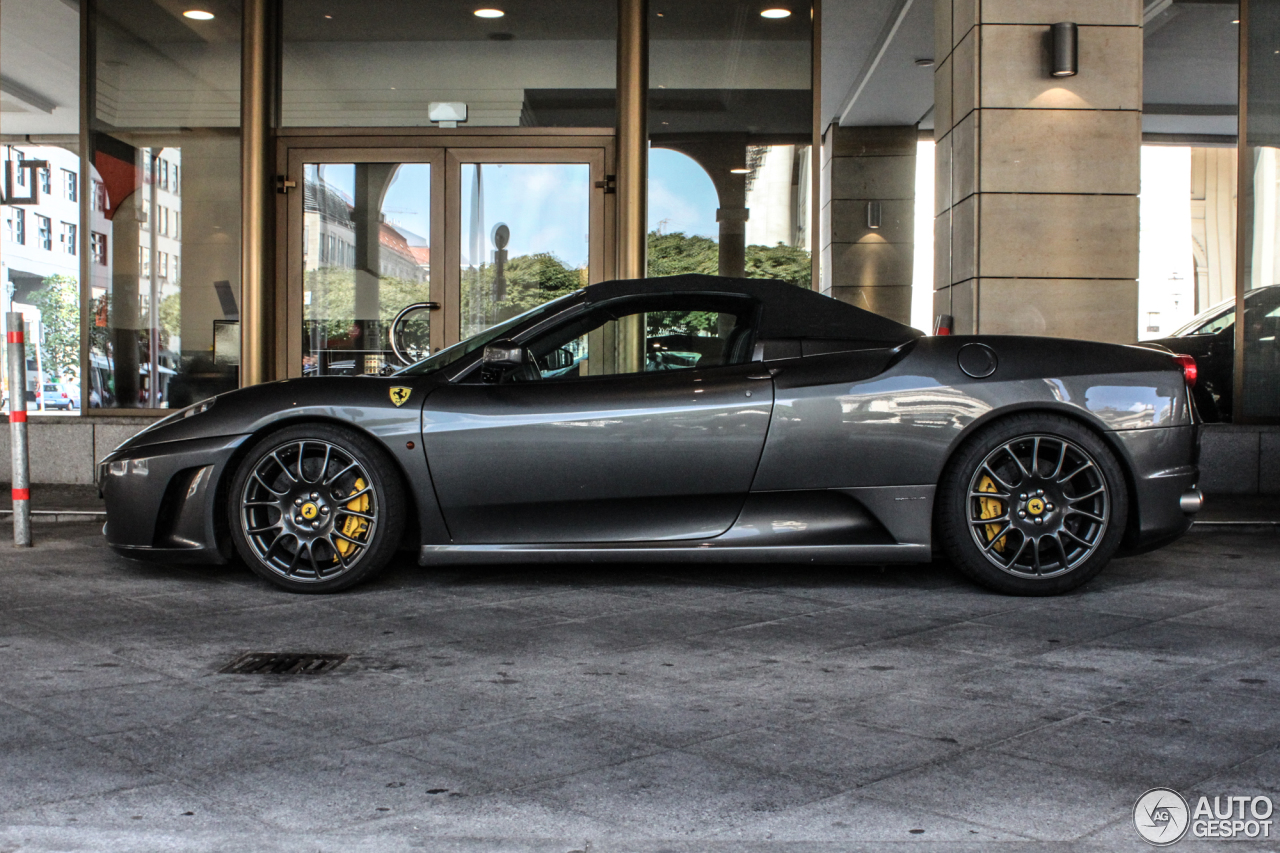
[584,274,923,344]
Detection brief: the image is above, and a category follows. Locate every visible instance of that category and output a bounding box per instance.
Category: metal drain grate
[219,652,350,675]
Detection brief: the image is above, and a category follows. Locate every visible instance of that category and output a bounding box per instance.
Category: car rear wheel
[937,414,1128,596]
[229,423,406,593]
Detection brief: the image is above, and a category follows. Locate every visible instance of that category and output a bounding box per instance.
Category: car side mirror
[543,347,574,371]
[482,339,526,371]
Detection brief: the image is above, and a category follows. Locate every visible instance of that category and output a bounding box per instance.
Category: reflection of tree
[27,275,80,381]
[461,252,586,336]
[305,267,434,341]
[647,231,812,288]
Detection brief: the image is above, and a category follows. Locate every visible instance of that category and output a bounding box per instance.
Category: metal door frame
[276,131,616,378]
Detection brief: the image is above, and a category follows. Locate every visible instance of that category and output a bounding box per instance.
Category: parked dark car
[98,275,1202,597]
[1148,284,1280,422]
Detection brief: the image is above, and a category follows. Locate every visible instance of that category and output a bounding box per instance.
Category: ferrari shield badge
[389,386,412,408]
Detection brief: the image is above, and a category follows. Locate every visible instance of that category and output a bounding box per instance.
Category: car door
[420,295,774,544]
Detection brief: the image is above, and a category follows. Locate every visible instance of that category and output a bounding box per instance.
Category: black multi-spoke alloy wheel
[938,414,1128,595]
[229,424,406,593]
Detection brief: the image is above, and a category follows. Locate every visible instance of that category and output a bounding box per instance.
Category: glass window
[302,162,432,376]
[91,232,108,266]
[63,170,78,202]
[89,0,241,409]
[282,0,616,128]
[514,294,757,382]
[36,215,51,250]
[88,137,241,408]
[459,162,591,339]
[1,145,82,412]
[1242,2,1280,421]
[39,167,51,195]
[648,1,813,283]
[94,0,241,128]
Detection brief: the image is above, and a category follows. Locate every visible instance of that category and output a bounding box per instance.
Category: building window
[8,209,24,244]
[159,206,168,236]
[35,214,51,250]
[172,165,179,196]
[160,251,169,279]
[63,169,78,201]
[91,231,107,266]
[93,180,107,212]
[39,167,50,195]
[160,160,169,191]
[60,222,77,255]
[13,151,26,187]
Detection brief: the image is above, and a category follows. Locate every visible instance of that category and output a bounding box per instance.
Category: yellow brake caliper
[977,475,1007,553]
[334,477,369,561]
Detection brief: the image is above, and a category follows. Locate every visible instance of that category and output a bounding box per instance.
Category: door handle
[746,369,779,380]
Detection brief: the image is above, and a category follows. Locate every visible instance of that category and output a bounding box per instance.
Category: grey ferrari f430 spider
[99,274,1202,595]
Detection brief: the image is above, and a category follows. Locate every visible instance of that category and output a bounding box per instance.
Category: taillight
[1173,353,1197,388]
[934,314,953,336]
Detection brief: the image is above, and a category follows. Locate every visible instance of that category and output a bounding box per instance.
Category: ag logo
[389,386,412,408]
[300,502,319,520]
[1134,788,1190,846]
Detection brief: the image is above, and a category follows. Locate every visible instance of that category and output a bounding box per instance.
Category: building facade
[0,0,1275,427]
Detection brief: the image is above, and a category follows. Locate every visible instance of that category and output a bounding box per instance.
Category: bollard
[6,313,31,546]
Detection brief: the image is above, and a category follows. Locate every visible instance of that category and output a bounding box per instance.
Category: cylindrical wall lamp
[867,200,882,229]
[1051,22,1078,77]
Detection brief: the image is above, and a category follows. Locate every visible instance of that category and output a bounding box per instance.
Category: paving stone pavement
[1,523,1280,852]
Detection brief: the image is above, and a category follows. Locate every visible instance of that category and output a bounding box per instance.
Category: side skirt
[419,543,932,565]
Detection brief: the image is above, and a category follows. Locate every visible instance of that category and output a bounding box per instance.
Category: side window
[1191,309,1234,336]
[526,296,757,381]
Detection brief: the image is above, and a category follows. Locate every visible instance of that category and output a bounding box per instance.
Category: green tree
[646,231,812,288]
[26,274,80,382]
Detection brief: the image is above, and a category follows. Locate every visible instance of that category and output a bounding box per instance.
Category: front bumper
[100,433,251,564]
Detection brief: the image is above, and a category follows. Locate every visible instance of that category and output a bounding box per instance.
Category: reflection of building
[302,174,427,283]
[744,144,811,252]
[1,144,112,405]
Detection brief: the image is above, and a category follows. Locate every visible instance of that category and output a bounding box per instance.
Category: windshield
[395,292,581,376]
[1171,286,1278,337]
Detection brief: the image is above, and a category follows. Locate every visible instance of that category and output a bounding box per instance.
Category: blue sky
[313,148,721,270]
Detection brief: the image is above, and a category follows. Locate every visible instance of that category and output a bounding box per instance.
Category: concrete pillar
[820,125,917,324]
[933,0,1142,342]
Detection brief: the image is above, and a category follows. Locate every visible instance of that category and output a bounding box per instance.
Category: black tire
[937,414,1129,596]
[228,423,406,593]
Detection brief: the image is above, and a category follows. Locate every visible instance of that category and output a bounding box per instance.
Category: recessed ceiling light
[760,8,791,18]
[474,8,504,17]
[183,9,214,19]
[1232,18,1240,23]
[730,167,751,174]
[914,58,934,67]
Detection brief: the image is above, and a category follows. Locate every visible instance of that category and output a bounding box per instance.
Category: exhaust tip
[1180,489,1204,515]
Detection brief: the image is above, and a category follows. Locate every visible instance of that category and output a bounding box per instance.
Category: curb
[1190,520,1280,533]
[0,510,105,524]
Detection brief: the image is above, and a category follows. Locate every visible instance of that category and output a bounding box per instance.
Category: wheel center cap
[300,502,319,520]
[1027,497,1045,515]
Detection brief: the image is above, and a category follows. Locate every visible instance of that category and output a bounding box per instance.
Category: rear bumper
[1111,425,1199,554]
[100,434,251,565]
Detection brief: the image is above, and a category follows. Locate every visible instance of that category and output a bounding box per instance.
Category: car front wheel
[228,423,406,593]
[937,414,1128,596]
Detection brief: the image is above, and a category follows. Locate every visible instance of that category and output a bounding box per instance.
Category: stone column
[820,125,916,324]
[933,0,1142,342]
